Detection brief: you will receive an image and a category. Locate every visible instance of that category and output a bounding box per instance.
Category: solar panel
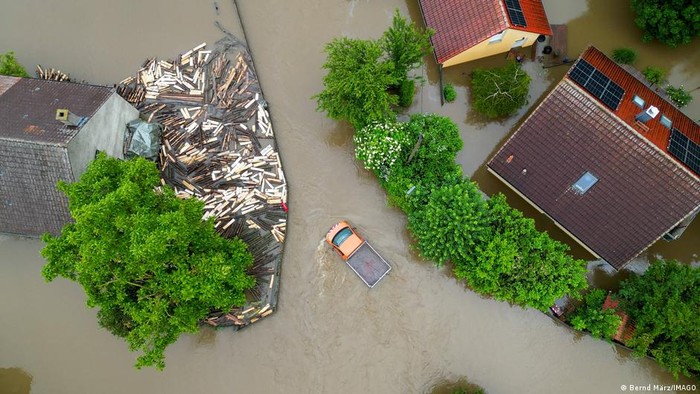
[504,0,527,26]
[569,59,625,110]
[668,128,700,175]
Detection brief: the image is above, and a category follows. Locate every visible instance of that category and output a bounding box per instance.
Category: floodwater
[0,1,698,393]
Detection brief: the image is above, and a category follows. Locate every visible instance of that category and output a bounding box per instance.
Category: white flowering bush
[354,121,410,178]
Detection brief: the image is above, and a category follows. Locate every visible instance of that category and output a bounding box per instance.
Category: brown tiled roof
[0,76,113,145]
[572,46,700,167]
[488,80,700,269]
[0,76,114,237]
[602,294,635,343]
[0,140,74,236]
[418,0,551,64]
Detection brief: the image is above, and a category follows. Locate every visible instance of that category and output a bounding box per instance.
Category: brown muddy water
[0,1,698,393]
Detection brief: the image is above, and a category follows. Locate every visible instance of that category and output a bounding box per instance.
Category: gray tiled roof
[488,81,700,269]
[0,76,113,145]
[0,139,74,236]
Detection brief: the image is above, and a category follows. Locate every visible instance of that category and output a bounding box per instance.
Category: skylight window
[572,172,598,194]
[632,95,645,108]
[659,115,672,129]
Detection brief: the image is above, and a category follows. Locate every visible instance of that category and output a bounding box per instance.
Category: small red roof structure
[418,0,552,65]
[602,294,635,344]
[488,46,700,269]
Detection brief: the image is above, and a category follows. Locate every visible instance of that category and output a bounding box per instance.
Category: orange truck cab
[326,221,364,260]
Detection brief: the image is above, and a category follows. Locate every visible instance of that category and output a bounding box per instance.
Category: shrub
[666,85,693,108]
[443,83,457,103]
[569,289,622,341]
[471,61,531,119]
[618,260,700,378]
[0,51,30,77]
[398,78,416,108]
[354,121,411,179]
[452,194,588,311]
[611,48,637,64]
[642,66,666,86]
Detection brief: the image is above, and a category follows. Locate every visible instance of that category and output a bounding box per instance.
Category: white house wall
[67,92,139,180]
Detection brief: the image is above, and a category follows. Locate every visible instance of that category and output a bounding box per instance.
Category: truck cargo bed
[345,242,391,288]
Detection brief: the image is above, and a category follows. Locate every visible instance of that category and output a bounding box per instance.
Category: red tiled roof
[488,79,700,269]
[572,46,700,168]
[602,294,635,343]
[418,0,551,64]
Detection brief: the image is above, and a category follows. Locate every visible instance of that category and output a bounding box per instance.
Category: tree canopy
[471,61,531,119]
[380,9,433,81]
[631,0,700,47]
[0,51,30,77]
[569,289,622,341]
[453,194,588,311]
[41,153,255,370]
[313,37,398,129]
[618,259,700,378]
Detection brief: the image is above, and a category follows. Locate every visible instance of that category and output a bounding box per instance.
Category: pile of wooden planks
[117,39,286,329]
[36,65,70,82]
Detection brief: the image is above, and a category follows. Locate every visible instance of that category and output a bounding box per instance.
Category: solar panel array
[568,59,625,110]
[668,128,700,175]
[504,0,527,26]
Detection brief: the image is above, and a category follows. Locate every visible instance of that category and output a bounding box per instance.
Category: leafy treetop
[631,0,700,47]
[0,51,30,77]
[618,259,700,378]
[42,153,255,370]
[471,61,531,119]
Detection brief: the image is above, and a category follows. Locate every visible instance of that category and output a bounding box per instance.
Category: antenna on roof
[635,105,659,123]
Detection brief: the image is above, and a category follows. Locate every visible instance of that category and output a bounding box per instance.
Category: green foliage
[380,9,433,81]
[452,194,588,311]
[666,85,693,108]
[313,37,398,129]
[407,179,488,266]
[631,0,700,47]
[642,66,667,86]
[569,289,622,341]
[398,78,416,108]
[443,83,457,103]
[618,260,700,378]
[354,121,411,179]
[611,48,638,64]
[471,61,531,119]
[41,153,255,370]
[0,51,30,77]
[382,113,463,213]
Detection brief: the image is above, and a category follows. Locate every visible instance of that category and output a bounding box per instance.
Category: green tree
[398,78,416,108]
[666,85,693,107]
[314,37,398,129]
[611,48,638,64]
[380,9,433,82]
[569,289,622,341]
[383,113,463,212]
[471,61,531,119]
[618,260,700,378]
[642,66,667,86]
[407,179,488,266]
[0,51,30,77]
[453,194,588,310]
[41,153,255,370]
[631,0,700,47]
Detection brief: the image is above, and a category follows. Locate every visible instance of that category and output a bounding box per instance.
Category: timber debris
[117,38,286,329]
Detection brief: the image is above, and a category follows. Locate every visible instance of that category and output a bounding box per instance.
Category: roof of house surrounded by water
[488,46,700,270]
[418,0,552,64]
[0,76,115,237]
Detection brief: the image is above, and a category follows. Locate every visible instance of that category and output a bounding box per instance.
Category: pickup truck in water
[325,221,392,288]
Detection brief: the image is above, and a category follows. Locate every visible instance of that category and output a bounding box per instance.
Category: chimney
[635,105,659,123]
[56,109,86,127]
